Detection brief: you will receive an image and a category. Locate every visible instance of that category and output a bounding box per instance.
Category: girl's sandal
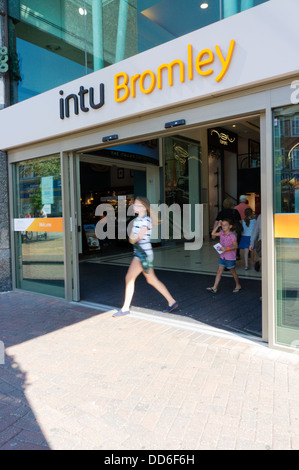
[206,287,217,294]
[233,287,242,293]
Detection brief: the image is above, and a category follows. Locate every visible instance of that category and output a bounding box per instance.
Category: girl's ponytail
[244,208,253,227]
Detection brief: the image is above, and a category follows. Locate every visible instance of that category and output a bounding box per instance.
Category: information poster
[42,176,54,205]
[83,224,100,251]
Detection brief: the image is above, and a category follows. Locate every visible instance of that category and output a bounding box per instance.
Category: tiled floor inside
[87,240,261,279]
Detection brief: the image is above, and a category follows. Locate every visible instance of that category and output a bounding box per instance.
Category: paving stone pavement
[0,291,299,450]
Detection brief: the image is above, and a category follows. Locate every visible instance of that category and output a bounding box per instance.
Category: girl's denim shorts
[219,258,236,270]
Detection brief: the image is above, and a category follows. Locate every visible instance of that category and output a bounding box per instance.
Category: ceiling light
[200,3,209,9]
[79,7,87,15]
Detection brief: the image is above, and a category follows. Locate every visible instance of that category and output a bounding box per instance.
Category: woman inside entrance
[113,196,178,317]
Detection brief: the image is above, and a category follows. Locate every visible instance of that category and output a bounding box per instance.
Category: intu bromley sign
[59,83,105,119]
[114,39,235,102]
[59,39,235,119]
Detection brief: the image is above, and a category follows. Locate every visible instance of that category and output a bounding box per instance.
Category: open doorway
[77,117,262,337]
[77,140,157,261]
[79,161,144,260]
[208,120,261,233]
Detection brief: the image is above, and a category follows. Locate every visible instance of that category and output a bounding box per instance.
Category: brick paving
[0,291,299,450]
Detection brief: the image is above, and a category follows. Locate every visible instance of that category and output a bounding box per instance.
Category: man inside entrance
[234,195,251,220]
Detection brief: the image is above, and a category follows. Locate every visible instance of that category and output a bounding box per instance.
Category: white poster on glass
[42,176,54,205]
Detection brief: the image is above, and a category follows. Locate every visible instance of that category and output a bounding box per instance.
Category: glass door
[273,105,299,348]
[62,152,81,302]
[12,154,65,297]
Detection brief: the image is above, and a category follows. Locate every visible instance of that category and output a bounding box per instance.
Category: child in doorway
[112,196,178,317]
[239,208,256,270]
[207,219,242,294]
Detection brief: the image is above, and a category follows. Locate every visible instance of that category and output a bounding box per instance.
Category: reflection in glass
[13,154,65,297]
[274,106,299,213]
[274,105,299,347]
[275,238,299,346]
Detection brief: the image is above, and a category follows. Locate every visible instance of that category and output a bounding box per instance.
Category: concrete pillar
[92,0,104,70]
[241,0,254,11]
[0,150,12,292]
[115,0,129,62]
[0,0,8,109]
[0,8,5,109]
[223,0,238,18]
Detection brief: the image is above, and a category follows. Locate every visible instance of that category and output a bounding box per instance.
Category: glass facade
[7,0,269,104]
[274,105,299,347]
[13,154,65,297]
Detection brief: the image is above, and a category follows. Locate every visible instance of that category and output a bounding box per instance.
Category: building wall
[0,2,11,291]
[0,150,11,292]
[0,0,6,109]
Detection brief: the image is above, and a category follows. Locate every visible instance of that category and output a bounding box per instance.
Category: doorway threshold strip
[84,259,261,280]
[76,300,266,347]
[130,309,265,346]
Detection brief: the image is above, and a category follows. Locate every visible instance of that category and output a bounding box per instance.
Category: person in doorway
[212,198,243,270]
[234,195,251,220]
[249,213,262,300]
[239,208,256,270]
[234,195,251,260]
[212,197,242,239]
[207,219,242,294]
[113,196,178,317]
[249,213,262,272]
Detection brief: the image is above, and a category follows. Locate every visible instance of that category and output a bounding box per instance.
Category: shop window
[292,148,299,170]
[292,116,299,136]
[273,105,299,348]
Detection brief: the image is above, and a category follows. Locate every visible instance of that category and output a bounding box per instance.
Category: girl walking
[239,208,256,270]
[113,196,178,317]
[207,219,241,294]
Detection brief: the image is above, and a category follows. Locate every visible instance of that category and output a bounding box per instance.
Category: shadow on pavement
[0,292,102,450]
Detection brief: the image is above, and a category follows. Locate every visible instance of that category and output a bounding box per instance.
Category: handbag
[255,239,262,257]
[134,242,153,273]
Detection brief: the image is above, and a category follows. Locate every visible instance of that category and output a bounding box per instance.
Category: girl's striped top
[132,215,152,255]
